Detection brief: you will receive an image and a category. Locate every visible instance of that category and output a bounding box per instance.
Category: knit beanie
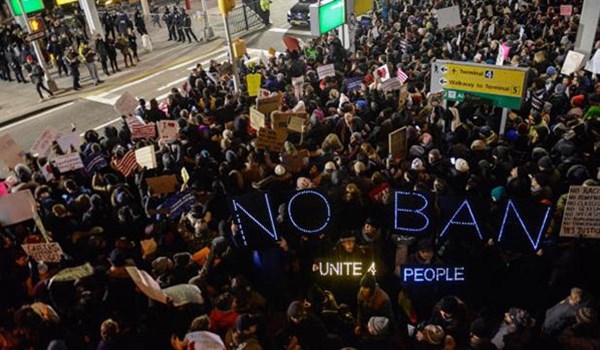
[455,158,470,173]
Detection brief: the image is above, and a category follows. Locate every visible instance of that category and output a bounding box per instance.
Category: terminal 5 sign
[229,190,552,251]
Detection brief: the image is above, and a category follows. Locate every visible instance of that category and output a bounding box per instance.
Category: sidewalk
[0,0,261,128]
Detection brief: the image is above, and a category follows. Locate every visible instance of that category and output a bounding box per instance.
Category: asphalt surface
[0,0,315,176]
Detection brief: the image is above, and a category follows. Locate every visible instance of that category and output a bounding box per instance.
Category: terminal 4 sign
[310,0,345,36]
[430,60,528,109]
[9,0,44,15]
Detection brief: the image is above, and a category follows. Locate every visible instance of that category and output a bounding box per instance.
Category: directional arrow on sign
[440,78,448,85]
[441,66,448,74]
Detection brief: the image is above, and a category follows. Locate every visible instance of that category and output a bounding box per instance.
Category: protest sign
[246,73,261,97]
[283,150,309,173]
[560,186,600,238]
[377,64,390,81]
[560,4,573,16]
[389,127,407,160]
[157,120,179,142]
[126,266,168,304]
[115,150,139,177]
[382,77,402,91]
[52,263,94,282]
[31,127,61,157]
[256,93,282,115]
[0,134,25,169]
[0,190,36,226]
[249,107,266,130]
[592,50,600,75]
[270,112,289,130]
[283,36,301,52]
[84,153,108,174]
[130,122,157,140]
[181,167,190,185]
[163,284,204,307]
[40,160,55,182]
[561,50,586,75]
[146,175,179,196]
[286,113,308,133]
[53,153,84,173]
[317,64,335,79]
[347,76,364,92]
[21,242,63,263]
[292,76,304,100]
[436,5,461,28]
[135,146,157,170]
[114,92,139,116]
[255,127,286,152]
[157,190,196,218]
[57,132,82,153]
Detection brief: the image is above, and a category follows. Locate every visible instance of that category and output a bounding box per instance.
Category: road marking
[168,47,228,71]
[85,95,120,105]
[158,52,230,91]
[0,102,75,132]
[268,27,311,36]
[108,71,164,94]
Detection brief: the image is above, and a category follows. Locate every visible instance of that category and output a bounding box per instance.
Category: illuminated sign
[310,0,345,36]
[9,0,44,15]
[402,266,465,284]
[27,17,44,34]
[314,260,376,277]
[228,190,553,251]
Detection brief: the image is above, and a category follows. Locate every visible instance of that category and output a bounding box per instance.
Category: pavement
[0,0,264,128]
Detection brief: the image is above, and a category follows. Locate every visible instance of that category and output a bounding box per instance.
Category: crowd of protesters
[2,0,600,349]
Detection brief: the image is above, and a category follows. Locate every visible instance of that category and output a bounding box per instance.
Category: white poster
[114,92,139,116]
[436,5,462,29]
[53,153,84,173]
[57,132,82,153]
[31,127,61,157]
[561,50,586,75]
[317,64,336,79]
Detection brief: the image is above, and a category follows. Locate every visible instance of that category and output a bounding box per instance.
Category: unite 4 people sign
[229,189,553,251]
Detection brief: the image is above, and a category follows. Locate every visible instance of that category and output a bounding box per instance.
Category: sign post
[430,60,527,135]
[15,0,57,92]
[310,0,345,37]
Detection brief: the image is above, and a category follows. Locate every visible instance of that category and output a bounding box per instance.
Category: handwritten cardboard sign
[249,107,266,130]
[135,146,157,170]
[389,126,407,160]
[53,153,84,173]
[21,242,63,263]
[283,149,309,173]
[52,263,94,282]
[163,284,204,307]
[286,112,308,133]
[560,186,600,238]
[0,190,36,226]
[31,127,61,157]
[256,93,282,116]
[270,111,290,131]
[146,175,179,196]
[114,92,139,116]
[157,120,179,142]
[246,73,261,97]
[126,266,168,304]
[255,127,286,153]
[0,134,25,169]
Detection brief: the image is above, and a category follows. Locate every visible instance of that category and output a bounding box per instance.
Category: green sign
[9,0,44,15]
[310,0,345,36]
[430,60,528,110]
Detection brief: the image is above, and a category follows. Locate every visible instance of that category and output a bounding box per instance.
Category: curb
[0,100,74,129]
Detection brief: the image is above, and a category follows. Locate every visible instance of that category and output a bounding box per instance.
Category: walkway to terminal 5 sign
[310,0,345,36]
[430,60,528,109]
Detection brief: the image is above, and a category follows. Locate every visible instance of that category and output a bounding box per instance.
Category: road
[0,0,315,175]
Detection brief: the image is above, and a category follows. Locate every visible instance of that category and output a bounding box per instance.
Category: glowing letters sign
[314,260,376,277]
[228,190,552,251]
[402,266,465,284]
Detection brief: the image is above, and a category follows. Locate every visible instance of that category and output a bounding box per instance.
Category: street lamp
[218,0,241,93]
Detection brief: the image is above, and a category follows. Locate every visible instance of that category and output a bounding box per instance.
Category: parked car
[287,0,317,26]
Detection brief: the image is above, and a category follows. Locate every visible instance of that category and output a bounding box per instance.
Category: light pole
[16,0,57,92]
[219,0,241,93]
[201,0,214,40]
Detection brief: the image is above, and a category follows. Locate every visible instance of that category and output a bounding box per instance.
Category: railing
[227,0,264,35]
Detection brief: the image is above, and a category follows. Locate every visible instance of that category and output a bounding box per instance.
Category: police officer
[181,9,199,43]
[173,7,185,43]
[134,9,148,35]
[163,7,176,41]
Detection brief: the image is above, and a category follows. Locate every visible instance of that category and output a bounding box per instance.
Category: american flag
[397,68,409,84]
[399,39,408,53]
[115,150,138,178]
[131,122,156,140]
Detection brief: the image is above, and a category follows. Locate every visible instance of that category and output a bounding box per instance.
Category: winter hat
[508,308,534,327]
[360,273,376,289]
[491,186,507,202]
[455,158,470,173]
[274,164,286,176]
[554,83,565,94]
[287,301,307,320]
[546,66,557,76]
[354,161,366,174]
[324,161,336,171]
[531,147,549,161]
[411,158,425,171]
[470,139,486,151]
[422,324,445,345]
[576,307,597,324]
[409,145,426,158]
[537,156,553,170]
[368,317,390,335]
[236,314,258,332]
[571,95,585,107]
